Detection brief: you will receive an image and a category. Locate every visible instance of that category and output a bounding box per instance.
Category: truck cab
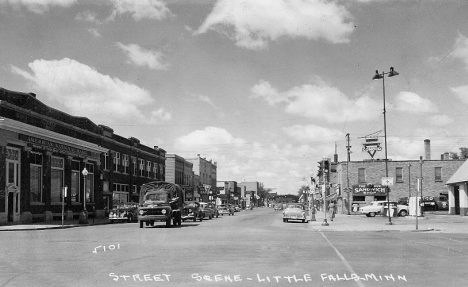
[138,181,184,228]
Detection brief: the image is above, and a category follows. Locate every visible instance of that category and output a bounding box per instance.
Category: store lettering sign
[20,134,90,157]
[352,184,387,196]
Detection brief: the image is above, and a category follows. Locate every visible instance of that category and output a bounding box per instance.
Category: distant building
[185,154,217,203]
[165,154,194,202]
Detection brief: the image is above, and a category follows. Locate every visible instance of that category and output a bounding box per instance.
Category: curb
[0,221,110,232]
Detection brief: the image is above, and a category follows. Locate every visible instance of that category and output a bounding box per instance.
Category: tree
[460,147,468,159]
[297,185,309,197]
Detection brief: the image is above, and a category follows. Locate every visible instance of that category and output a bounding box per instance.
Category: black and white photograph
[1,0,468,286]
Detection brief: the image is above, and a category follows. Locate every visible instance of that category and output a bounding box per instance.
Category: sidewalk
[307,212,468,233]
[0,217,110,231]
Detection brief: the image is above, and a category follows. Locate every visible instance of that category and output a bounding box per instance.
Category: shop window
[85,163,95,202]
[435,167,442,182]
[396,167,403,183]
[353,196,365,202]
[358,168,366,183]
[71,160,80,202]
[30,152,43,202]
[374,196,386,201]
[51,156,64,202]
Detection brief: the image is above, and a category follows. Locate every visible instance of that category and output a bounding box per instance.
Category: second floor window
[113,152,120,172]
[358,168,366,183]
[132,157,137,176]
[139,159,144,176]
[147,161,151,177]
[396,167,403,183]
[103,152,108,170]
[435,167,442,182]
[122,154,129,174]
[153,162,157,178]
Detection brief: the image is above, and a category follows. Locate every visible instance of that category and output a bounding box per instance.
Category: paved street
[1,208,468,287]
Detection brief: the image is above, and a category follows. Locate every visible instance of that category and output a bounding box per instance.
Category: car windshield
[287,204,304,209]
[144,191,168,203]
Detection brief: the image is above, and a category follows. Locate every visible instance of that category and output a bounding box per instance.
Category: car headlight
[139,210,145,215]
[161,209,167,214]
[301,212,306,218]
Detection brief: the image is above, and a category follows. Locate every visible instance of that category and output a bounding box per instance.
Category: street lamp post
[372,67,399,225]
[79,167,89,224]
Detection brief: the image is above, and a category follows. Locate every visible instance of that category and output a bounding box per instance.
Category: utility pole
[408,162,411,199]
[321,158,329,226]
[346,134,351,215]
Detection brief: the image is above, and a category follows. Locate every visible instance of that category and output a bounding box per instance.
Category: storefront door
[6,147,21,222]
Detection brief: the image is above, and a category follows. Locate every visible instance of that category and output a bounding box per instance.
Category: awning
[447,159,468,185]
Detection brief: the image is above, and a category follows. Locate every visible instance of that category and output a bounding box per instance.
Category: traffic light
[317,161,323,177]
[323,159,330,182]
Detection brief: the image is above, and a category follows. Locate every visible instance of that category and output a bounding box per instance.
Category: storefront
[446,160,468,216]
[0,118,106,224]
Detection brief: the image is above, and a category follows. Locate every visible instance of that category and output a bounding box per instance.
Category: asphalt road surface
[1,208,468,287]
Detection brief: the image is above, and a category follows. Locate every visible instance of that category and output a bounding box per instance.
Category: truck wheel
[166,217,172,228]
[369,212,376,217]
[399,210,408,217]
[139,220,144,228]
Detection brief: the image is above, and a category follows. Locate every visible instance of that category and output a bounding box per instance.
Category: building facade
[336,159,465,213]
[165,154,194,202]
[0,88,166,224]
[186,155,217,203]
[446,160,468,216]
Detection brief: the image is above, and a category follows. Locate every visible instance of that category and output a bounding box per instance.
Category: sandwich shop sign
[352,184,388,196]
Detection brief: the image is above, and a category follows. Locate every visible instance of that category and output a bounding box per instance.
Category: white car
[359,201,408,217]
[283,203,308,223]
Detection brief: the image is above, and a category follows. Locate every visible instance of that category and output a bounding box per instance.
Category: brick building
[0,87,166,224]
[165,154,194,201]
[185,154,217,202]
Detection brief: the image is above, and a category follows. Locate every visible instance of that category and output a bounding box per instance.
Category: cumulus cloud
[88,28,101,38]
[0,0,75,13]
[283,124,345,142]
[428,115,453,127]
[10,58,171,127]
[451,85,468,103]
[172,126,336,194]
[116,42,170,70]
[75,11,100,23]
[196,0,354,50]
[250,80,381,123]
[450,33,468,71]
[394,91,438,113]
[108,0,172,21]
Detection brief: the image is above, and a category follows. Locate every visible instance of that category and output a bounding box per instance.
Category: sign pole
[62,186,67,226]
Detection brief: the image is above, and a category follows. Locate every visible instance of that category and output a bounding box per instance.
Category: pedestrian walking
[329,200,336,221]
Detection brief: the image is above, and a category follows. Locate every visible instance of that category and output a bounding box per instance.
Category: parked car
[109,202,139,223]
[359,201,408,217]
[283,203,308,223]
[199,202,216,219]
[218,205,230,216]
[274,204,283,210]
[422,196,448,211]
[181,202,203,222]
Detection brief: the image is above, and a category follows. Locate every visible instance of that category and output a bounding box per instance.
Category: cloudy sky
[1,0,468,194]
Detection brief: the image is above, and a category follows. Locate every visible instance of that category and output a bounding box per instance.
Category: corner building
[0,88,166,224]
